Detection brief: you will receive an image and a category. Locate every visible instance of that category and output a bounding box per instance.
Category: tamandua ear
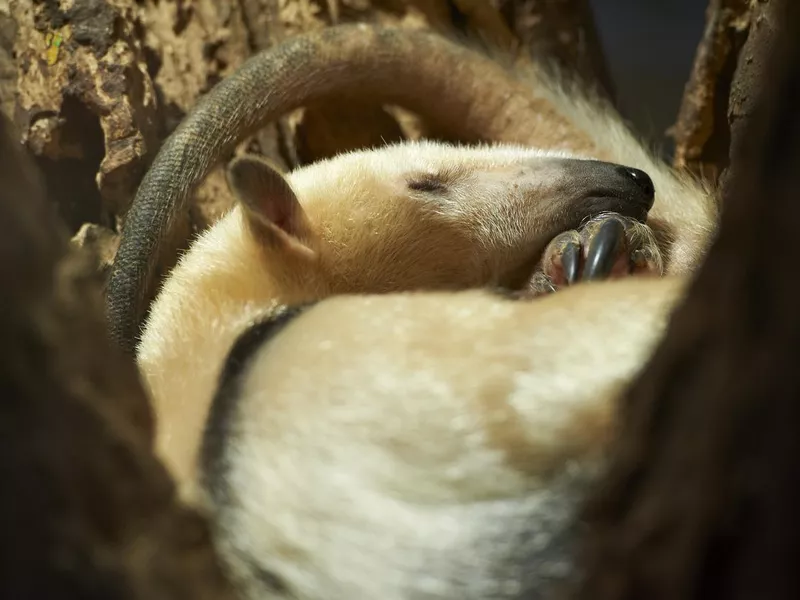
[227,155,315,258]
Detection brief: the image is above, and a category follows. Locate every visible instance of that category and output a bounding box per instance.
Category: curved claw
[583,219,625,281]
[562,242,581,284]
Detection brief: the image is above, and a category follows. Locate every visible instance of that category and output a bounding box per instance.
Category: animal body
[105,23,706,494]
[104,22,719,598]
[201,274,687,600]
[196,164,695,600]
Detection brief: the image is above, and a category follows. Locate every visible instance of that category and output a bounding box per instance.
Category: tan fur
[203,276,687,600]
[139,143,658,493]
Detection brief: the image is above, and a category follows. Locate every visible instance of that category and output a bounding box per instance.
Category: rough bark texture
[670,0,751,184]
[720,0,782,197]
[0,1,16,121]
[0,112,236,599]
[578,1,800,599]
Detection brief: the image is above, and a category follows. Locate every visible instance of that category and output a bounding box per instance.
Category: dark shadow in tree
[578,1,800,598]
[0,114,236,600]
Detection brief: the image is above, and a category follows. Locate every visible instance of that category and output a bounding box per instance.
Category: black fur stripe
[199,302,317,503]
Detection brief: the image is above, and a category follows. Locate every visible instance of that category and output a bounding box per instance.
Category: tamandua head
[226,140,656,296]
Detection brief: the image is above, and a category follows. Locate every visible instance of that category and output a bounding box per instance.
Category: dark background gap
[588,0,707,159]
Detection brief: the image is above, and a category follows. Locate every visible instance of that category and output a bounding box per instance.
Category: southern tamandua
[139,146,655,495]
[104,24,717,496]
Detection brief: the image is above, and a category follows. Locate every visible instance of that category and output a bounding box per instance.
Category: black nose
[618,166,655,205]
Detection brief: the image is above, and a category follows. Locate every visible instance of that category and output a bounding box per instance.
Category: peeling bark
[721,0,782,196]
[670,0,751,183]
[14,1,158,223]
[0,1,17,120]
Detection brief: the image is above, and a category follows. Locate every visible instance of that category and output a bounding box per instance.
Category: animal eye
[407,173,447,193]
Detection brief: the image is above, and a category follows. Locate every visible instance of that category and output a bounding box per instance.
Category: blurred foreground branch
[579,1,800,598]
[0,113,235,599]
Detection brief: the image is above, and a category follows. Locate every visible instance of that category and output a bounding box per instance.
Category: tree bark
[578,2,800,599]
[0,111,236,599]
[0,2,16,121]
[670,0,751,184]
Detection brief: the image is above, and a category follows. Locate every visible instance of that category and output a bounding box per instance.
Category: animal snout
[616,166,655,206]
[556,158,658,224]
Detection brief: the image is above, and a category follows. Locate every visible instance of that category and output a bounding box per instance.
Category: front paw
[527,213,663,295]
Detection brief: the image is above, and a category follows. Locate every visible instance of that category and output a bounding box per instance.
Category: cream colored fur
[204,276,687,600]
[140,143,658,493]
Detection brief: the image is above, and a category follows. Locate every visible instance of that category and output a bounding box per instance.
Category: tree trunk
[6,0,800,597]
[578,1,800,599]
[670,0,752,184]
[0,110,237,599]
